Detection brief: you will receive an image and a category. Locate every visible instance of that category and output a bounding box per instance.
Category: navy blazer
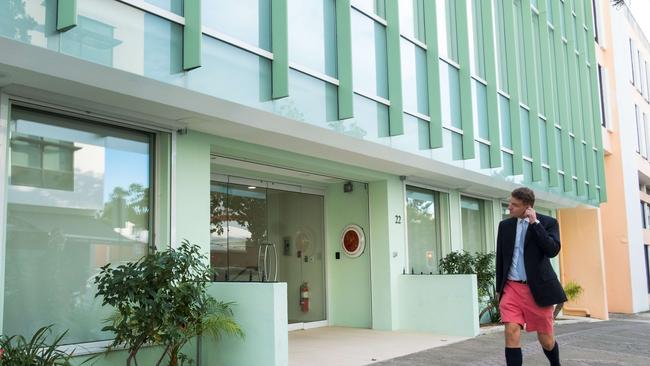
[496,213,567,307]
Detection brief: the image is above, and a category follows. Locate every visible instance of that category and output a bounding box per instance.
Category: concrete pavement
[373,313,650,366]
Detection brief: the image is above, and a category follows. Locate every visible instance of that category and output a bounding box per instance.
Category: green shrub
[0,325,74,365]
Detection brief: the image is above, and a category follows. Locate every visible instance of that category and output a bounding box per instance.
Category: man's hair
[511,187,535,207]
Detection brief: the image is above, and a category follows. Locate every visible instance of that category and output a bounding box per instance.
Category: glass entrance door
[210,177,326,324]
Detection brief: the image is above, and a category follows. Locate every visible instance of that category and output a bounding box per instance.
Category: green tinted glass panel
[288,0,337,77]
[436,0,458,61]
[499,93,512,149]
[400,39,429,115]
[145,0,183,15]
[540,118,548,164]
[202,0,271,50]
[406,186,445,274]
[479,142,490,169]
[474,81,489,140]
[495,0,509,92]
[520,107,531,157]
[351,10,388,98]
[439,62,461,128]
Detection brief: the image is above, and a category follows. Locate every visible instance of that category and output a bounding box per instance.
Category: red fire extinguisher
[300,282,310,312]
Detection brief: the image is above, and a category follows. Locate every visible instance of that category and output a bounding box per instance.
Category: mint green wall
[175,131,211,255]
[202,283,288,366]
[325,181,372,328]
[368,178,405,330]
[398,274,479,337]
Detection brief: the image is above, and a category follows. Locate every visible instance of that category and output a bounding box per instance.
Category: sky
[628,0,650,41]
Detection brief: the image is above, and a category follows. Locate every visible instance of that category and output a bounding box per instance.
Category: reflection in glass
[400,40,428,115]
[3,107,152,344]
[351,10,388,98]
[288,0,337,77]
[202,0,271,50]
[461,196,487,254]
[406,186,448,274]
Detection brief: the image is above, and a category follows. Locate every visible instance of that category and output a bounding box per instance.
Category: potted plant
[0,325,91,365]
[554,281,584,319]
[94,240,243,366]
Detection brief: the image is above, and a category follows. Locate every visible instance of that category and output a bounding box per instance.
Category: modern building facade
[0,0,607,365]
[597,0,650,315]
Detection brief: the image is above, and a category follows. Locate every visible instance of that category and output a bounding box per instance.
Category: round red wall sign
[341,224,365,257]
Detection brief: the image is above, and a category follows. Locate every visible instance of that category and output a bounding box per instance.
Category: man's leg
[538,332,560,366]
[504,323,523,366]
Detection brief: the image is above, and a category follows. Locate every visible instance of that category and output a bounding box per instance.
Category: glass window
[406,186,449,274]
[469,0,486,78]
[533,14,545,114]
[520,107,531,157]
[60,16,118,67]
[495,0,509,92]
[3,106,153,344]
[461,196,488,254]
[630,39,636,84]
[202,0,271,50]
[514,0,528,105]
[439,61,461,128]
[351,10,388,98]
[351,0,385,18]
[288,0,337,77]
[501,202,510,220]
[597,65,607,127]
[400,39,428,115]
[556,127,564,171]
[437,0,458,62]
[145,0,183,15]
[540,118,549,164]
[642,201,647,229]
[499,94,512,149]
[645,245,650,293]
[474,81,489,140]
[636,105,642,154]
[399,0,425,42]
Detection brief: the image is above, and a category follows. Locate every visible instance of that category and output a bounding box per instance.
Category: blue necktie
[516,220,527,281]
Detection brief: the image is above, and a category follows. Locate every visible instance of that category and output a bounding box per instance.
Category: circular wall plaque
[341,224,365,258]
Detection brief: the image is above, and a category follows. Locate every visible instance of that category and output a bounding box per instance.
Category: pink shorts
[499,280,554,334]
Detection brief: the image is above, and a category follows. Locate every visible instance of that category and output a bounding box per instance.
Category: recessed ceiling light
[248,186,257,190]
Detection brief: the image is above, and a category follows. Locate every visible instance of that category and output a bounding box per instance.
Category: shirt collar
[517,217,530,224]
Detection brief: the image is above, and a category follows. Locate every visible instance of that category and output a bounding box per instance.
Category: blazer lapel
[503,218,517,268]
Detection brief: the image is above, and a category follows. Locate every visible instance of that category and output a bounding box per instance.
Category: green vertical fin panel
[584,0,607,202]
[551,0,573,192]
[183,0,202,70]
[563,0,586,197]
[455,0,474,159]
[481,0,502,167]
[574,0,598,201]
[336,0,354,119]
[385,0,404,136]
[521,0,542,181]
[503,0,523,174]
[272,0,289,99]
[56,0,77,32]
[423,0,443,148]
[537,0,559,187]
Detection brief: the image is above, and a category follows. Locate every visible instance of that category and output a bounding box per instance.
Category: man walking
[496,187,567,366]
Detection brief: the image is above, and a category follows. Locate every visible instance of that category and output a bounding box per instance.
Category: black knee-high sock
[505,347,522,366]
[543,342,560,366]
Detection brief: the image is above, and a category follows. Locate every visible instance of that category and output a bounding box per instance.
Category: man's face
[508,196,529,219]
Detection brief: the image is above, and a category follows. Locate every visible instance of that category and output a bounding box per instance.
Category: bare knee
[537,333,555,350]
[504,323,521,348]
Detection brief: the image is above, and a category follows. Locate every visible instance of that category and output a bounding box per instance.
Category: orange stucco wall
[557,208,609,320]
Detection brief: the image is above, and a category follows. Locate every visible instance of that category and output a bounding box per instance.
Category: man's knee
[504,323,521,345]
[537,333,555,350]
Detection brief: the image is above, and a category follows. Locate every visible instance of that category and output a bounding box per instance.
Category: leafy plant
[439,250,500,323]
[94,240,244,366]
[0,325,76,365]
[554,281,584,319]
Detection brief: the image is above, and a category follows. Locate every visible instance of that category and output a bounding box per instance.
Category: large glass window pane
[533,14,545,114]
[495,0,509,92]
[440,61,462,128]
[406,186,449,274]
[351,10,388,98]
[436,0,458,62]
[288,0,337,77]
[474,81,489,140]
[470,0,486,78]
[520,107,531,157]
[145,0,183,15]
[540,118,549,164]
[514,0,528,105]
[4,106,152,344]
[555,128,564,170]
[499,94,512,149]
[400,39,428,115]
[202,0,271,50]
[461,196,488,254]
[399,0,424,42]
[351,0,384,17]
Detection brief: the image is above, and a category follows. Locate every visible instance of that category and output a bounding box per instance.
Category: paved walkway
[374,313,650,366]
